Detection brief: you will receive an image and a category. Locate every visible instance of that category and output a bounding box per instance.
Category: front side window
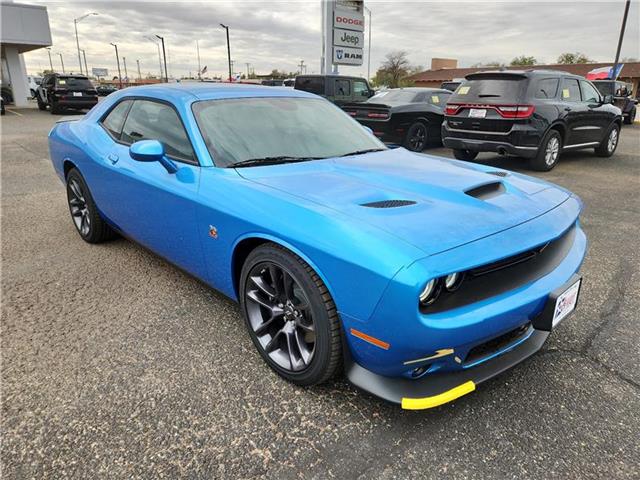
[101,100,133,140]
[561,78,581,102]
[353,80,369,97]
[580,81,601,104]
[534,78,559,99]
[192,97,386,167]
[121,100,195,162]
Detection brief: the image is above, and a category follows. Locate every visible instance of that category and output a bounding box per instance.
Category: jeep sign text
[333,28,364,48]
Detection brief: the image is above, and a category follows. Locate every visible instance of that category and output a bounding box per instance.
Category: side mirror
[129,140,178,174]
[368,89,375,98]
[603,94,614,104]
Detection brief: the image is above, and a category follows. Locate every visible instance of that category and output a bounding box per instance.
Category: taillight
[367,112,388,119]
[496,105,535,118]
[346,111,356,116]
[445,104,461,115]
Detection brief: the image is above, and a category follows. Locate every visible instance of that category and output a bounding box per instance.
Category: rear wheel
[453,149,478,161]
[50,100,61,114]
[36,94,47,111]
[239,244,342,386]
[404,122,428,152]
[595,124,620,157]
[530,129,561,171]
[624,107,636,125]
[66,168,117,243]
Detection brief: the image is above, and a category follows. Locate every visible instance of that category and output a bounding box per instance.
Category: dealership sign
[333,46,363,65]
[333,28,364,48]
[333,9,365,32]
[92,67,108,77]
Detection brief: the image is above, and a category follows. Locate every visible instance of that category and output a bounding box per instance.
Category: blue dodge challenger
[48,84,586,409]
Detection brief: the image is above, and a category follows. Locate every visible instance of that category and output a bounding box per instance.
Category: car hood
[236,149,571,256]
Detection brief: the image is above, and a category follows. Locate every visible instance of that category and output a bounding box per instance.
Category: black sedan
[96,84,118,96]
[342,88,451,151]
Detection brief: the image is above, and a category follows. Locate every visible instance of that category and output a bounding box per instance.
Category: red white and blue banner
[586,64,624,80]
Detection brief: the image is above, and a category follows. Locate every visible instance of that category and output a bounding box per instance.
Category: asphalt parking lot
[2,106,639,479]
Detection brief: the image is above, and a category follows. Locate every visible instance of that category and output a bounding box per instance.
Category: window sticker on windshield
[458,86,470,95]
[562,88,570,98]
[431,95,440,103]
[58,79,66,85]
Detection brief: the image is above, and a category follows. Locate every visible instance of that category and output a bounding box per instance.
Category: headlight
[444,272,463,291]
[419,279,440,305]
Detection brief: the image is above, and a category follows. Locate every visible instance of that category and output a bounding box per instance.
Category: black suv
[442,70,623,171]
[294,75,374,105]
[36,74,98,114]
[592,80,637,125]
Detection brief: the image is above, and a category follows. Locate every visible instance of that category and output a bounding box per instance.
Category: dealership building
[1,1,52,107]
[410,58,640,95]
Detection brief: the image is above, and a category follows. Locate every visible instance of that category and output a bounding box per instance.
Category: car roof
[466,69,580,79]
[383,87,451,93]
[109,82,320,103]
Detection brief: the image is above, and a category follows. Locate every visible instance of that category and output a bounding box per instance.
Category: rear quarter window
[295,77,325,95]
[449,76,527,103]
[534,78,559,99]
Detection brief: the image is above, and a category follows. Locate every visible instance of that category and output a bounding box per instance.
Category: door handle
[564,107,572,112]
[107,153,119,164]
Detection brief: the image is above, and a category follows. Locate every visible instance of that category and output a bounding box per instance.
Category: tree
[510,55,537,66]
[557,52,593,64]
[372,51,412,88]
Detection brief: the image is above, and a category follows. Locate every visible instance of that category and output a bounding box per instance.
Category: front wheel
[595,124,620,157]
[403,122,428,152]
[530,129,562,171]
[36,94,47,111]
[624,107,635,125]
[239,244,342,386]
[453,149,478,161]
[66,168,117,243]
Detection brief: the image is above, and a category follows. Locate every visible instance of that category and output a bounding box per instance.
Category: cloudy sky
[24,0,640,79]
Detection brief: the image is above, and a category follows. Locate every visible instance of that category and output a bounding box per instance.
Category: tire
[66,168,117,243]
[453,149,478,161]
[403,122,428,152]
[239,243,342,386]
[624,107,636,125]
[36,94,47,111]
[50,100,61,114]
[30,89,36,98]
[595,123,620,157]
[529,129,562,171]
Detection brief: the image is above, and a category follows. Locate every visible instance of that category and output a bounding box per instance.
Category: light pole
[110,43,122,89]
[136,59,142,81]
[612,0,631,80]
[196,40,201,80]
[145,36,163,80]
[123,56,128,81]
[58,53,65,73]
[155,35,168,82]
[220,23,231,82]
[364,5,372,81]
[82,49,89,77]
[46,47,53,72]
[74,12,98,75]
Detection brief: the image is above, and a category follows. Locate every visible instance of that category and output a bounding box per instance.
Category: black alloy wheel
[240,244,342,386]
[66,168,117,243]
[404,122,428,152]
[453,148,479,161]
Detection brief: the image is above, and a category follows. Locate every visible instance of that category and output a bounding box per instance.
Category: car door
[559,77,589,146]
[333,78,352,105]
[579,80,609,144]
[94,98,207,279]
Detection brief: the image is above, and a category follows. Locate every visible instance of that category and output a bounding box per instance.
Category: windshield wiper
[337,148,386,157]
[228,156,325,168]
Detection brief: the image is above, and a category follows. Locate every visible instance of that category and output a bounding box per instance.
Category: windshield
[369,90,420,103]
[57,77,93,89]
[192,97,385,167]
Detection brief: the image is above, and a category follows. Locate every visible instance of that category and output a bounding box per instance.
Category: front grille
[465,322,531,366]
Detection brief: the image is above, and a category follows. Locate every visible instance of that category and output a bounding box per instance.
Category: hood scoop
[465,182,506,200]
[360,199,416,209]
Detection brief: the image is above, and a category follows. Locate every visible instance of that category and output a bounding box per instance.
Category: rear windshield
[449,75,527,103]
[56,77,93,89]
[369,90,423,103]
[295,77,325,95]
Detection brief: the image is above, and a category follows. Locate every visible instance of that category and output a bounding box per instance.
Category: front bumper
[345,274,580,409]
